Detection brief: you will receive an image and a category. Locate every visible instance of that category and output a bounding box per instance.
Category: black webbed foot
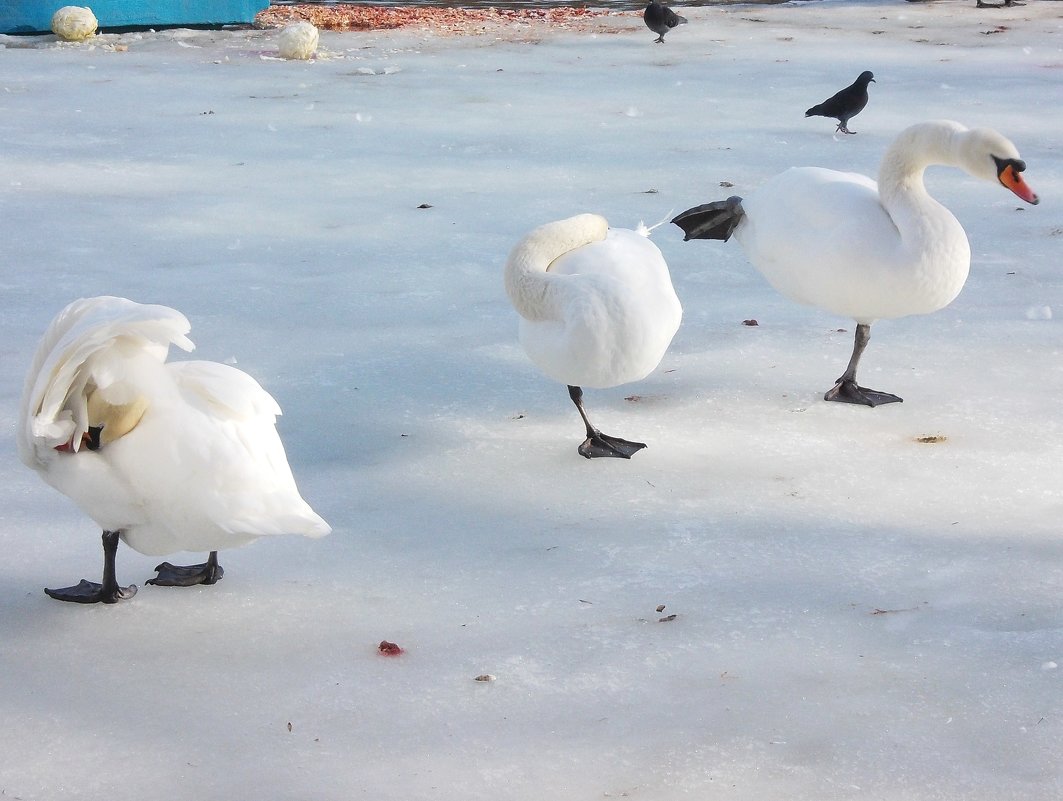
[44,530,136,604]
[824,379,902,407]
[147,553,224,587]
[45,578,137,604]
[579,432,648,459]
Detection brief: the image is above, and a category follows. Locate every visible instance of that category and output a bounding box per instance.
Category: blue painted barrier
[1,0,269,35]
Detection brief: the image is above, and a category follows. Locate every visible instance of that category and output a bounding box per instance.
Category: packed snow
[0,2,1061,798]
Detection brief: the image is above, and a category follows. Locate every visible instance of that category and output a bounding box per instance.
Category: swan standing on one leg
[672,120,1039,406]
[18,296,332,604]
[504,214,682,458]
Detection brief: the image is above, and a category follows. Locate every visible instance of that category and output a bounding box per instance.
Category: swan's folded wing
[168,360,282,421]
[168,360,331,539]
[18,296,194,467]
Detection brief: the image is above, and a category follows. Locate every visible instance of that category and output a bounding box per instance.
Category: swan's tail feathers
[671,196,744,242]
[636,208,676,238]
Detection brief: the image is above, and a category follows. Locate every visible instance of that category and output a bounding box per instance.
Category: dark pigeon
[644,1,687,44]
[805,71,875,134]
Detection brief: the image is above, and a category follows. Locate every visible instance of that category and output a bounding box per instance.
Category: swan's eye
[993,155,1025,177]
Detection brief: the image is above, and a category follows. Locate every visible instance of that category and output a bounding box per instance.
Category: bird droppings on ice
[913,435,948,444]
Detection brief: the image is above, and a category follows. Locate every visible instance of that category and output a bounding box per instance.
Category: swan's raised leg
[824,323,902,406]
[568,385,647,459]
[147,551,224,587]
[44,529,138,604]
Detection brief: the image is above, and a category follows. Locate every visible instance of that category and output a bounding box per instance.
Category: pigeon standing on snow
[805,71,875,134]
[644,1,687,44]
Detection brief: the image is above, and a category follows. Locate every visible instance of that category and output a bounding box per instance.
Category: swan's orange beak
[998,161,1039,205]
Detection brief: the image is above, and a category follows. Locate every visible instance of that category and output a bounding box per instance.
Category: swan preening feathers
[673,120,1039,406]
[505,214,682,458]
[19,296,331,604]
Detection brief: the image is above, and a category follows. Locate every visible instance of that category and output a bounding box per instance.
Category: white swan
[672,120,1039,405]
[504,214,682,458]
[18,296,331,604]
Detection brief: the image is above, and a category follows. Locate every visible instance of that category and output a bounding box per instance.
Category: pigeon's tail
[674,14,688,25]
[671,196,745,242]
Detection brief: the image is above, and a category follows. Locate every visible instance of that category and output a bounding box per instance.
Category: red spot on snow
[378,640,403,656]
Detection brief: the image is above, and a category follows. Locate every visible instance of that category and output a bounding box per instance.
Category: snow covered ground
[1,2,1061,798]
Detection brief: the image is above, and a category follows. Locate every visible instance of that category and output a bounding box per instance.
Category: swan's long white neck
[504,214,609,322]
[876,121,969,245]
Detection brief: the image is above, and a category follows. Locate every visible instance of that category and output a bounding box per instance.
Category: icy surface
[1,3,1061,799]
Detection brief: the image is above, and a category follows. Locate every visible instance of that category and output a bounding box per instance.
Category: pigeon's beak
[996,158,1039,205]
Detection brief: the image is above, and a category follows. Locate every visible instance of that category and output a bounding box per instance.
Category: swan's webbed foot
[567,386,647,460]
[579,432,648,459]
[147,552,224,587]
[45,529,137,604]
[824,379,902,407]
[45,578,137,604]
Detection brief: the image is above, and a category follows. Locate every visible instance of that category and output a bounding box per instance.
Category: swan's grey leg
[824,323,903,406]
[567,385,647,459]
[45,529,138,604]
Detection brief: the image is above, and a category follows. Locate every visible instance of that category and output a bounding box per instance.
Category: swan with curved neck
[505,214,682,458]
[18,296,331,604]
[673,120,1038,406]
